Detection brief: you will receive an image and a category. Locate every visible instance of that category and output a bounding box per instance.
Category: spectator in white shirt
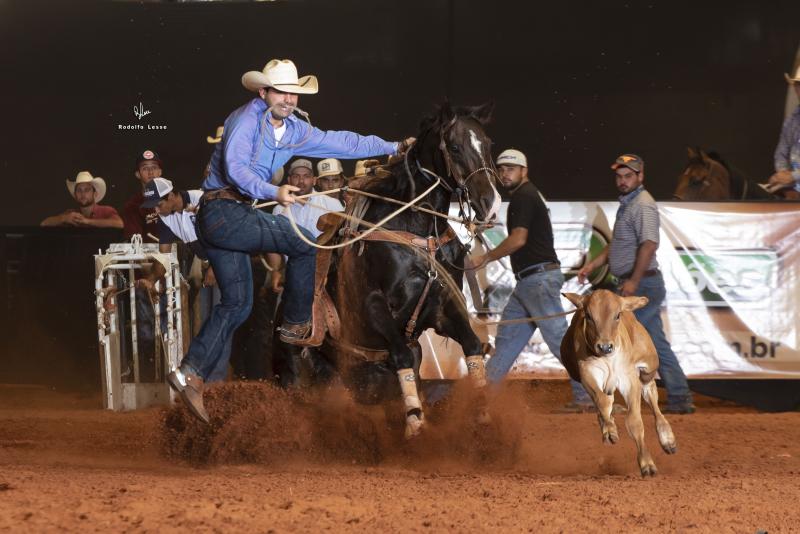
[269,159,344,293]
[273,158,343,239]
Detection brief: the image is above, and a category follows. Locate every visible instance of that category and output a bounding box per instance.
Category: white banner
[418,201,800,380]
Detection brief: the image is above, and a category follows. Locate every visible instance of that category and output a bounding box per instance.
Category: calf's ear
[622,296,648,311]
[562,292,584,309]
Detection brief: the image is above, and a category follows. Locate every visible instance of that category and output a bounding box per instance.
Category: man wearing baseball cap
[274,159,344,239]
[169,59,414,423]
[470,148,592,410]
[767,65,800,198]
[578,154,695,414]
[316,158,347,202]
[269,158,344,292]
[122,149,163,241]
[41,171,123,228]
[138,177,231,384]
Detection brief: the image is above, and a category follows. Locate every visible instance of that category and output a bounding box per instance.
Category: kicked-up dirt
[1,380,799,532]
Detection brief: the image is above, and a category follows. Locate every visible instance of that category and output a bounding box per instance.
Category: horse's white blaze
[487,180,501,220]
[469,128,501,220]
[469,129,482,156]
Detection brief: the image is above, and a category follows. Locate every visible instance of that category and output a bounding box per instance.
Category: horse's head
[673,147,730,200]
[415,102,501,223]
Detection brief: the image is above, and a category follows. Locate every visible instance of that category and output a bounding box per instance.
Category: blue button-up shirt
[203,98,398,200]
[774,106,800,192]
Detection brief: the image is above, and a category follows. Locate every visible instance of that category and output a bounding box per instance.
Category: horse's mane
[705,150,730,172]
[692,148,747,199]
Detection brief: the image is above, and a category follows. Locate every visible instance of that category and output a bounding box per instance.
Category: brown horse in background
[673,147,773,200]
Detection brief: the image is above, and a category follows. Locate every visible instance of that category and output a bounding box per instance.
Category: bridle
[410,115,500,226]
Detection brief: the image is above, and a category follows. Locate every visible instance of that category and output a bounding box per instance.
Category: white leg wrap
[465,355,487,388]
[397,368,421,411]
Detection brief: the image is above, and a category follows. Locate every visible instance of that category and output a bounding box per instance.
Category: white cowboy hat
[66,171,106,203]
[785,65,800,83]
[241,59,319,94]
[206,126,224,144]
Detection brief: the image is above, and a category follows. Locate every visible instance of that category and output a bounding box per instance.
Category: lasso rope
[256,194,580,326]
[279,176,442,250]
[245,139,577,325]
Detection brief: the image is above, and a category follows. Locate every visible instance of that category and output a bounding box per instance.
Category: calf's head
[563,290,648,356]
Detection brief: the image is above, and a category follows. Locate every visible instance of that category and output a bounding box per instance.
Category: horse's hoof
[404,414,426,439]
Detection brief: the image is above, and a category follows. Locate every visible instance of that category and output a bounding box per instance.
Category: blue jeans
[623,273,693,405]
[198,283,232,382]
[486,268,590,403]
[183,199,316,380]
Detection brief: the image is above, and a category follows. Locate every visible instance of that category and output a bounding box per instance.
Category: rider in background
[768,66,800,199]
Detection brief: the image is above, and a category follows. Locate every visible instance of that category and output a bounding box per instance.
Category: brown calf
[561,290,678,477]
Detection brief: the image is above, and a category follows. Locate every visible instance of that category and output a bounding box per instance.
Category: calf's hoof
[660,439,678,455]
[658,428,678,454]
[639,460,658,477]
[404,413,426,439]
[602,428,619,445]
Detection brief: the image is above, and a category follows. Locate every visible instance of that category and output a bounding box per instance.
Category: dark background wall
[1,0,798,225]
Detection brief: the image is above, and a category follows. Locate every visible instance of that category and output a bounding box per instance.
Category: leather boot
[167,368,210,424]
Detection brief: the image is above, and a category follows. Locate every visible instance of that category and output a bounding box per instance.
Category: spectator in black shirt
[471,149,592,410]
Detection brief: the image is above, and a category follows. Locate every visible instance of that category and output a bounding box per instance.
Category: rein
[257,124,496,250]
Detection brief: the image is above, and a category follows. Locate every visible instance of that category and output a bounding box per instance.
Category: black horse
[311,102,500,438]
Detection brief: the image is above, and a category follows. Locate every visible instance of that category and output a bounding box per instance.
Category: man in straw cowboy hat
[168,59,413,423]
[41,171,123,228]
[767,65,800,198]
[203,126,225,180]
[207,125,224,145]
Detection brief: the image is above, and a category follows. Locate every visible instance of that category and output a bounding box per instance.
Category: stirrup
[278,322,312,344]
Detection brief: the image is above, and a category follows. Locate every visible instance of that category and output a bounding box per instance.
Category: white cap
[142,177,174,208]
[317,158,343,178]
[496,149,527,168]
[289,159,314,173]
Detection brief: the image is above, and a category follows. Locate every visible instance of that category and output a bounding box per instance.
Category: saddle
[289,211,347,348]
[289,180,457,355]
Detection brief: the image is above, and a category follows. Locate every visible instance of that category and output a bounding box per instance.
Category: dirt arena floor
[1,380,799,533]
